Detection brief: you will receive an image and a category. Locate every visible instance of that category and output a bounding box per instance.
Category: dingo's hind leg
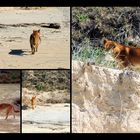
[5,106,15,120]
[5,108,10,120]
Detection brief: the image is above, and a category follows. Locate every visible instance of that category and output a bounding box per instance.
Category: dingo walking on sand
[0,103,20,120]
[30,30,41,54]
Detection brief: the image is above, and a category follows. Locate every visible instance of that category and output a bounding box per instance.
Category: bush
[22,70,70,92]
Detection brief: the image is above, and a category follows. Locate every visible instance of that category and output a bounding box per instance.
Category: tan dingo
[30,29,41,54]
[31,96,36,109]
[103,38,140,68]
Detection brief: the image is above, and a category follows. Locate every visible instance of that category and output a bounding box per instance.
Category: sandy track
[0,116,20,133]
[0,7,70,69]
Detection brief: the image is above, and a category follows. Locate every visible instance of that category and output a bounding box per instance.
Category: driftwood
[0,23,61,29]
[41,23,61,29]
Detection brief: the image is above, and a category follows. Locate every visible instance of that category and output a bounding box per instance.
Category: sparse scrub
[72,41,117,68]
[22,70,70,92]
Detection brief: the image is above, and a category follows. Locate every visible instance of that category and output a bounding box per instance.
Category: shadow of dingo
[9,49,31,56]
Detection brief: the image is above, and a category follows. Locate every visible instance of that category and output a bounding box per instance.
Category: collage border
[0,1,140,135]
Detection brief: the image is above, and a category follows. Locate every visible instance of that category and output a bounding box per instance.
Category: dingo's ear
[38,29,40,33]
[31,96,36,99]
[102,38,108,45]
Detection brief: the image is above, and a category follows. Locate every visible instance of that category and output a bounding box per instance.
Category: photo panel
[0,7,70,69]
[72,7,140,133]
[22,70,70,133]
[0,70,21,133]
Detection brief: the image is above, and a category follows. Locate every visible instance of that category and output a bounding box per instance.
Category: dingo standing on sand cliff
[0,103,20,120]
[30,29,41,55]
[103,38,140,68]
[31,96,36,109]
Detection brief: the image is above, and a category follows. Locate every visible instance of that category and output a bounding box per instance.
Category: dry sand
[22,103,70,133]
[0,116,20,133]
[0,7,70,69]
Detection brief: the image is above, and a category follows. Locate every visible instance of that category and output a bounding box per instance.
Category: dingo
[0,103,20,120]
[31,96,36,109]
[30,29,41,54]
[103,38,140,68]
